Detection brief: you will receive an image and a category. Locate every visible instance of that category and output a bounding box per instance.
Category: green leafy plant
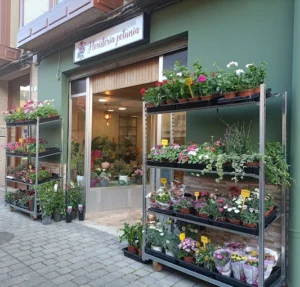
[113,160,132,176]
[195,244,216,271]
[119,223,138,247]
[173,198,193,211]
[53,187,65,215]
[38,182,56,217]
[145,225,165,247]
[214,61,239,93]
[163,232,180,254]
[5,192,14,203]
[65,182,83,211]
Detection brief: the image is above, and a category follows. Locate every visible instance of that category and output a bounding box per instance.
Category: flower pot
[151,246,163,252]
[216,217,226,222]
[265,210,271,217]
[136,177,142,185]
[246,162,260,167]
[228,218,241,225]
[42,216,51,225]
[243,222,257,228]
[28,199,34,212]
[178,208,190,214]
[224,91,238,99]
[189,96,201,102]
[138,248,143,257]
[101,162,110,169]
[146,103,154,107]
[119,175,128,184]
[128,245,137,254]
[159,101,166,105]
[165,250,175,257]
[269,205,274,211]
[76,175,84,185]
[167,100,175,104]
[198,213,209,219]
[183,256,194,263]
[201,93,218,101]
[253,86,261,94]
[239,89,253,98]
[100,179,109,187]
[90,179,97,187]
[131,177,137,184]
[72,210,77,220]
[178,98,188,103]
[53,213,62,222]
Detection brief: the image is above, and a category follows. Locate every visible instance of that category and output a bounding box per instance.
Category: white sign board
[74,14,145,63]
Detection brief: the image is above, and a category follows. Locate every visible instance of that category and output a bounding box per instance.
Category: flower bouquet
[214,249,231,277]
[169,180,185,202]
[178,237,198,263]
[155,186,171,210]
[243,257,259,285]
[231,252,246,282]
[224,242,245,254]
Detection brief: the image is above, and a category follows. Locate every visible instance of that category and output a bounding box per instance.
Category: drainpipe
[289,0,300,286]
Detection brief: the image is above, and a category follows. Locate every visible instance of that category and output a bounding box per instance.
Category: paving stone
[72,275,90,285]
[57,266,73,275]
[56,260,72,268]
[71,268,90,278]
[173,279,198,287]
[88,278,107,287]
[119,266,135,275]
[103,278,130,287]
[44,271,61,280]
[86,269,108,280]
[52,273,75,285]
[134,269,150,277]
[30,262,47,270]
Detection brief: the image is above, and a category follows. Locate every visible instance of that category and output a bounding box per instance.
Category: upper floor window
[22,0,65,26]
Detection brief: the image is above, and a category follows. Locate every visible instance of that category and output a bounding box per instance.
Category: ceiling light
[132,116,138,118]
[98,99,107,102]
[105,91,111,95]
[119,107,126,110]
[107,109,114,112]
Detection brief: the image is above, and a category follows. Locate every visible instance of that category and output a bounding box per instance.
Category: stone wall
[184,176,288,257]
[0,80,8,187]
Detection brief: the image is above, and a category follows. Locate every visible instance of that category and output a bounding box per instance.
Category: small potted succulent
[173,198,193,214]
[178,237,198,263]
[119,223,138,254]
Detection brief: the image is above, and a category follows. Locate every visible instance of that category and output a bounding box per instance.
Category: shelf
[143,252,282,287]
[5,203,40,216]
[6,116,61,127]
[147,208,279,237]
[6,148,61,158]
[145,91,284,115]
[146,162,260,179]
[6,176,60,186]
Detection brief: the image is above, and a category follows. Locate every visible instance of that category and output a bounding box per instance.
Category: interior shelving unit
[4,117,63,219]
[142,84,287,287]
[119,115,137,145]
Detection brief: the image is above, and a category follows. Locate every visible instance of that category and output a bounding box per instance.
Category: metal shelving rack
[4,117,64,219]
[142,84,287,287]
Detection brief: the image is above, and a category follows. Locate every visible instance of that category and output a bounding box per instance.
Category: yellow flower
[16,108,21,112]
[205,256,209,261]
[195,249,200,254]
[19,138,23,143]
[196,242,200,247]
[185,78,193,86]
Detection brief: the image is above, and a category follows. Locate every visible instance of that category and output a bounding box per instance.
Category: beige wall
[10,0,19,48]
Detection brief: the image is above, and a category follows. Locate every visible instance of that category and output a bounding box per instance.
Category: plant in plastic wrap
[231,252,247,282]
[214,249,231,277]
[243,257,259,285]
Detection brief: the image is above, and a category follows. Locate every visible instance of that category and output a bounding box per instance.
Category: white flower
[246,63,254,68]
[227,61,238,68]
[142,230,145,233]
[53,184,58,192]
[182,227,186,231]
[166,240,170,244]
[205,155,209,159]
[224,205,228,209]
[254,188,259,192]
[194,230,198,233]
[199,155,203,160]
[243,205,248,210]
[188,151,196,156]
[160,233,164,236]
[249,208,254,213]
[255,209,259,213]
[149,225,155,229]
[236,69,245,76]
[232,207,237,210]
[234,210,240,214]
[238,205,242,208]
[232,198,237,201]
[228,208,233,212]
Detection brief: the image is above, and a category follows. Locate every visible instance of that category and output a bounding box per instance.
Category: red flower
[211,73,216,77]
[140,88,147,95]
[155,82,163,87]
[163,80,168,85]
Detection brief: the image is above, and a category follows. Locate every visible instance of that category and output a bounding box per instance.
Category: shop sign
[74,14,149,63]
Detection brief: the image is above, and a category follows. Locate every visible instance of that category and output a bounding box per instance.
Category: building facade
[2,0,300,285]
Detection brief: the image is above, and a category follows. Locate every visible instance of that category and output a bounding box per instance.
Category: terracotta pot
[138,248,142,257]
[201,93,218,101]
[253,87,261,94]
[224,91,238,99]
[228,219,242,225]
[216,217,226,222]
[239,89,253,98]
[199,213,209,219]
[167,100,175,104]
[178,208,190,214]
[145,103,154,107]
[128,245,137,254]
[189,96,201,102]
[183,256,194,263]
[28,199,34,212]
[269,205,274,211]
[265,210,271,217]
[246,162,260,167]
[178,98,188,103]
[159,101,167,106]
[243,222,257,228]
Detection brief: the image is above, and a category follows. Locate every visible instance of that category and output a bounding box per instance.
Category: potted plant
[214,249,231,277]
[99,171,110,187]
[27,195,35,212]
[5,192,14,204]
[145,224,165,252]
[113,160,131,184]
[173,198,193,214]
[136,223,143,256]
[53,186,65,222]
[264,194,274,217]
[241,207,259,228]
[119,223,138,254]
[194,200,211,218]
[76,154,84,185]
[195,243,216,271]
[90,172,98,188]
[209,198,227,222]
[38,182,54,225]
[66,182,83,219]
[225,198,243,225]
[163,232,180,257]
[178,237,198,263]
[141,87,160,107]
[134,168,143,185]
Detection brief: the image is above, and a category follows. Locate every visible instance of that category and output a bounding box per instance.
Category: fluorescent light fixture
[98,99,107,102]
[107,109,114,112]
[132,116,138,118]
[119,107,126,110]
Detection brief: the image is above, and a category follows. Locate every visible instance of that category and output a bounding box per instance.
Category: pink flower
[218,208,224,212]
[198,75,207,82]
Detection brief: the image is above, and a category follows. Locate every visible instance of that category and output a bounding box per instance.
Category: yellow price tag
[160,178,167,186]
[185,78,195,98]
[161,139,168,147]
[241,189,250,198]
[29,165,32,171]
[19,138,23,143]
[194,191,199,201]
[201,236,209,244]
[179,233,186,241]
